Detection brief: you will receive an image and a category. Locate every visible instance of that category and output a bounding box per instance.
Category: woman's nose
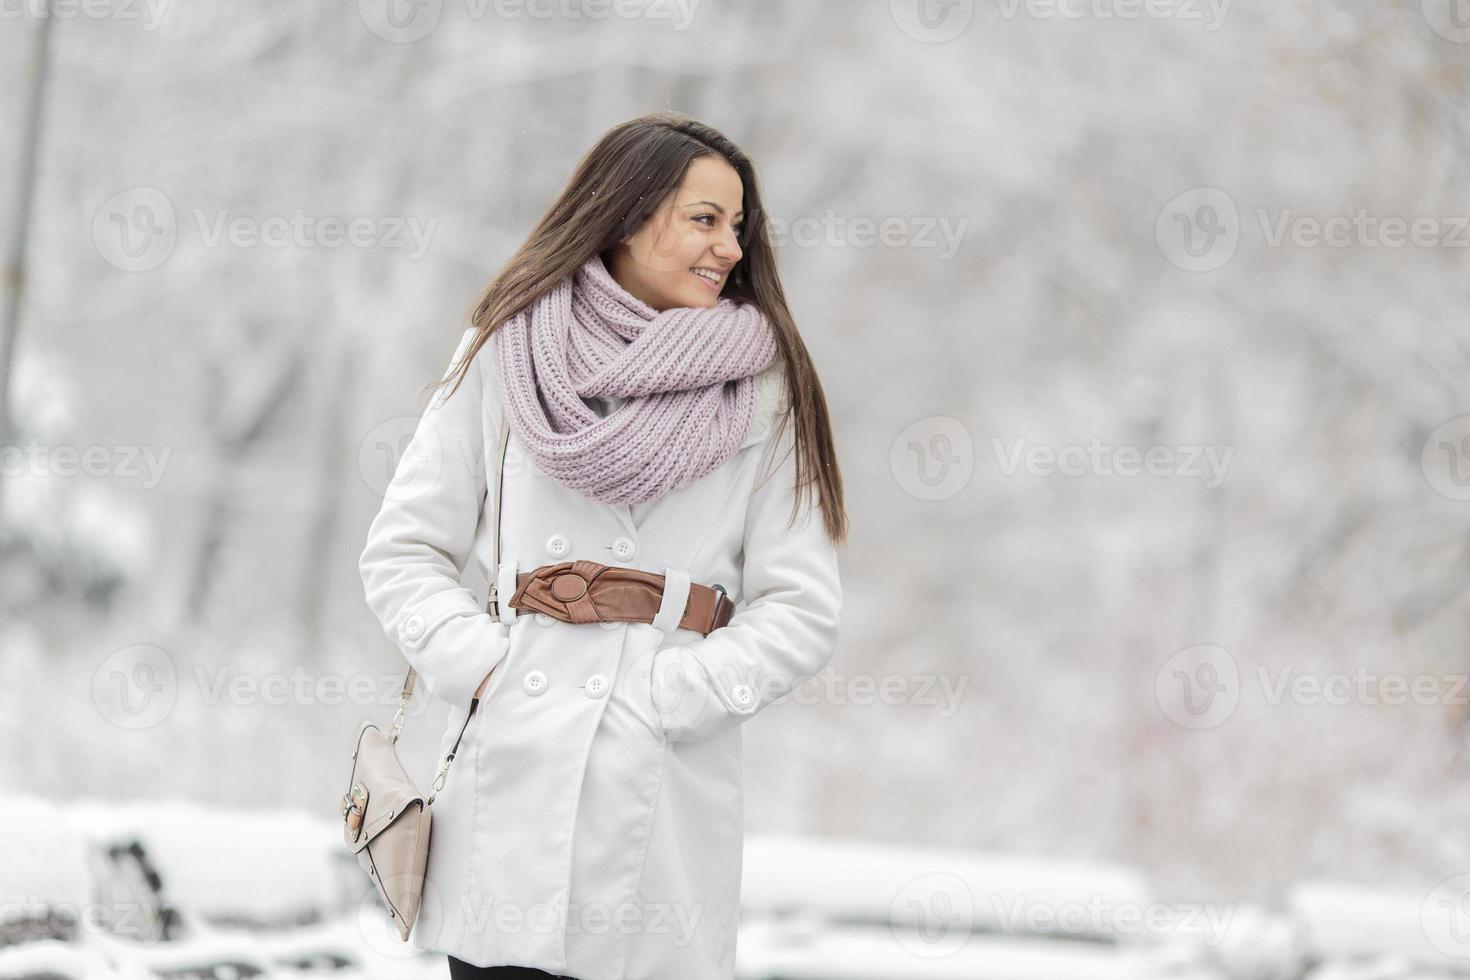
[712,227,742,262]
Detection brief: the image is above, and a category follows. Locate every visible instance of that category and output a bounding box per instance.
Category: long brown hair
[427,111,846,545]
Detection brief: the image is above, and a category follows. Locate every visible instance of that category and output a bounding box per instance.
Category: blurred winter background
[3,0,1470,977]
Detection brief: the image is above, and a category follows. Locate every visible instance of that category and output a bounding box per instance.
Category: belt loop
[496,560,519,624]
[652,565,691,638]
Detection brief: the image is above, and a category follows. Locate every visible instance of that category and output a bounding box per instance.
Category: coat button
[584,673,609,699]
[523,670,548,696]
[732,683,754,707]
[402,614,425,639]
[611,537,637,561]
[546,533,571,558]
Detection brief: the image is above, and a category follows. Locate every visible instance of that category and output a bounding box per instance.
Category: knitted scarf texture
[494,254,779,505]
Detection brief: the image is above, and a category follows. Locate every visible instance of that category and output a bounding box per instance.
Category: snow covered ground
[4,795,1468,979]
[0,795,443,979]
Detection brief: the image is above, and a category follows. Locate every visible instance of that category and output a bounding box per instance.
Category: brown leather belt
[504,560,735,636]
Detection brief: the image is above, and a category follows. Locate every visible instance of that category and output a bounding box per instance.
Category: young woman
[358,112,846,980]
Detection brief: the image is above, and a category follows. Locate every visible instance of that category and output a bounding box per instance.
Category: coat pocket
[619,626,671,745]
[394,588,510,713]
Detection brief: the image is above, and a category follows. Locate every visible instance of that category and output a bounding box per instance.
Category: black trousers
[446,955,579,979]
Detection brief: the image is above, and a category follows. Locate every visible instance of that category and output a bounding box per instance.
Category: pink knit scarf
[493,254,779,505]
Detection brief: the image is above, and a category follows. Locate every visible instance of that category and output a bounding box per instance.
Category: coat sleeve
[649,419,844,742]
[358,327,510,717]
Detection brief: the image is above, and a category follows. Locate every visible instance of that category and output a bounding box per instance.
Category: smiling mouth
[691,267,724,288]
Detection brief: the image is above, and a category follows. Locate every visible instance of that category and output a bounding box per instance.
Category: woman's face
[609,155,746,311]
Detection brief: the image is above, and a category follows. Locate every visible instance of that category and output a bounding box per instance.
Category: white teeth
[692,268,720,282]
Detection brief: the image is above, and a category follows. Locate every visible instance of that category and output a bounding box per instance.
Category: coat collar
[737,361,788,451]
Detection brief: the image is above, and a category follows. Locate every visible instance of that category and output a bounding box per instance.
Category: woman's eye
[693,214,744,234]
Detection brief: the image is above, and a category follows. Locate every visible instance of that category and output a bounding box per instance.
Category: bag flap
[342,721,427,854]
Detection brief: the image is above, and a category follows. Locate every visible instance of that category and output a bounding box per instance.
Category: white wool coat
[357,327,844,979]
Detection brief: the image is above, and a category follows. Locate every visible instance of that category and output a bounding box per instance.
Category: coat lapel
[737,361,787,451]
[610,501,638,538]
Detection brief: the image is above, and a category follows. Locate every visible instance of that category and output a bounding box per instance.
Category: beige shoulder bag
[338,405,512,942]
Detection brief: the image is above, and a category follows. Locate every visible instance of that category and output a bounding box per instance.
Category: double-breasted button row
[518,670,609,699]
[543,532,641,564]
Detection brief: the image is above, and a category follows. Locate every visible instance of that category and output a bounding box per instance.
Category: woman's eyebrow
[685,200,745,218]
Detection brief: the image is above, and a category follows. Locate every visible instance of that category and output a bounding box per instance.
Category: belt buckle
[510,560,600,625]
[709,583,732,633]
